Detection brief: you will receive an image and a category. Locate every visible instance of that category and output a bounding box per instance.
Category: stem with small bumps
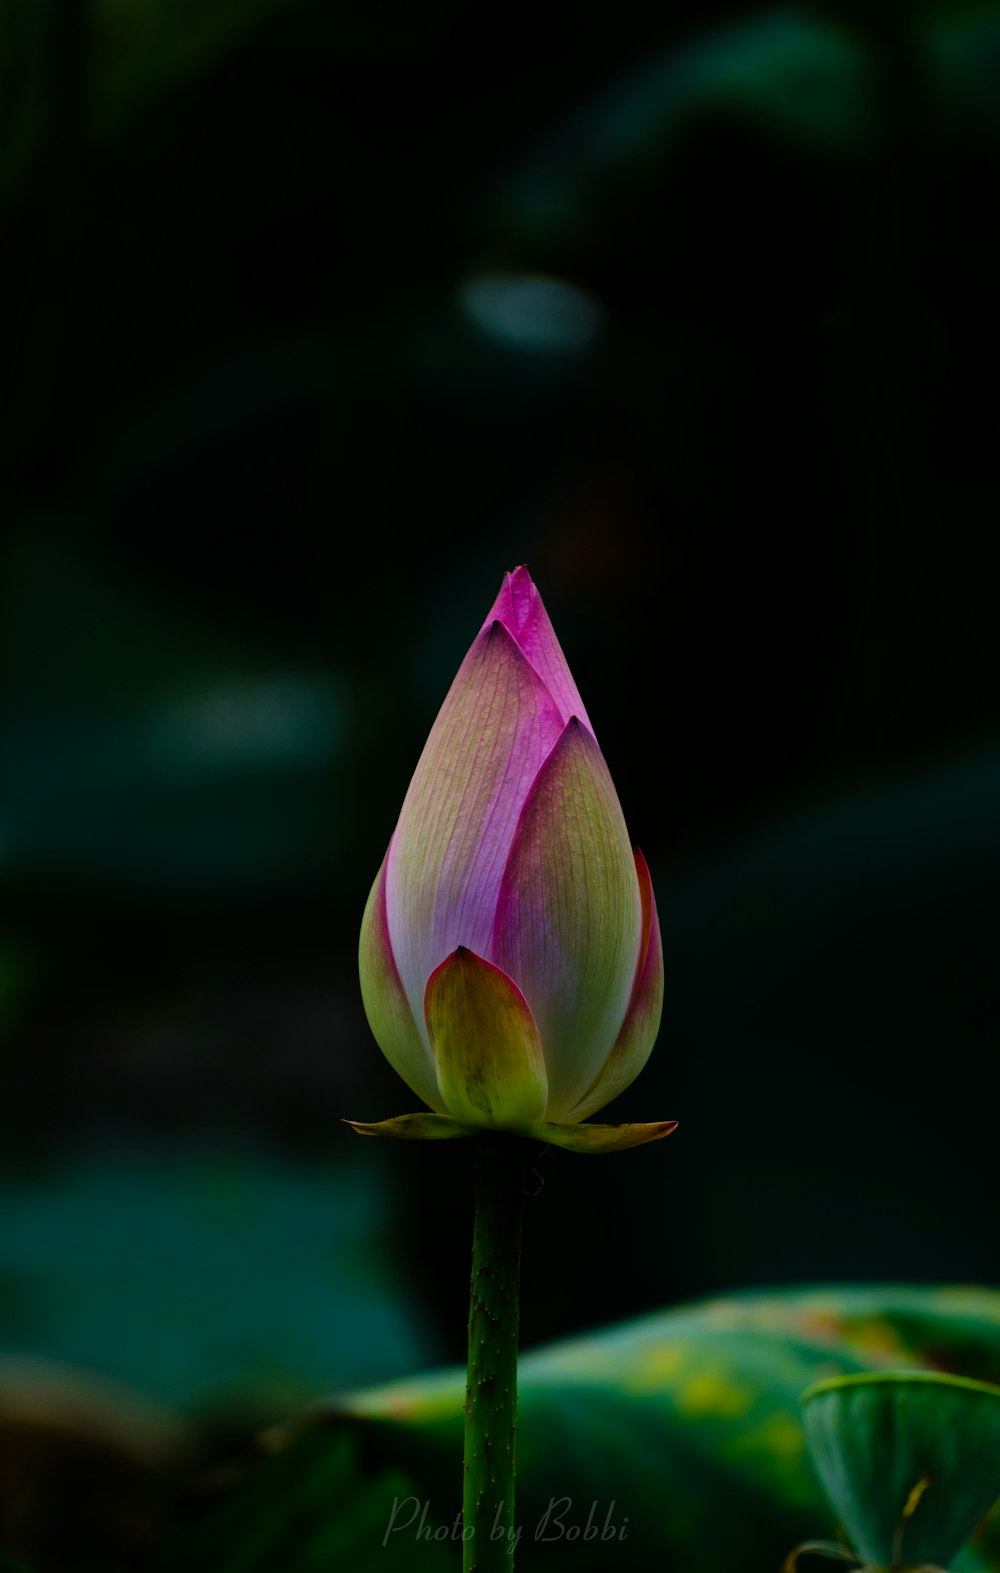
[463,1134,534,1572]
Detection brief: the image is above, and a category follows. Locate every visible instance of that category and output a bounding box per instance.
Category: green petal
[517,1119,677,1153]
[801,1371,1000,1568]
[358,852,445,1113]
[492,719,642,1119]
[568,847,664,1121]
[344,1113,477,1140]
[425,947,548,1129]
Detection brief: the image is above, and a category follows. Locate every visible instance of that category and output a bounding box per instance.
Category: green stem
[463,1133,533,1572]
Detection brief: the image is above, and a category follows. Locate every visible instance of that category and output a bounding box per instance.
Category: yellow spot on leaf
[620,1342,685,1395]
[676,1370,753,1420]
[840,1317,911,1363]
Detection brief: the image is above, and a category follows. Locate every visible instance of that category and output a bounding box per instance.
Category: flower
[352,567,673,1153]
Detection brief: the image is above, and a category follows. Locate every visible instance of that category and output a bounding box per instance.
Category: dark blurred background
[1,0,999,1438]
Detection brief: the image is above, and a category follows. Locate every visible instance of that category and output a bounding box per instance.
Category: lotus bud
[351,567,673,1153]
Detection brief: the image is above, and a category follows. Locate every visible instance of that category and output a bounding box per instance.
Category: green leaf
[801,1371,1000,1569]
[194,1285,1000,1573]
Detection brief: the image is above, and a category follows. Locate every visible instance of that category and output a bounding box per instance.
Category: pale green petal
[425,947,548,1129]
[567,848,664,1121]
[491,720,642,1119]
[358,851,445,1113]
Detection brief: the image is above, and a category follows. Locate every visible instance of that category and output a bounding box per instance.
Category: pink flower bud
[356,568,667,1151]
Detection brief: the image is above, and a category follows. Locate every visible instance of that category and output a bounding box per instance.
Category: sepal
[344,1113,478,1140]
[515,1119,677,1153]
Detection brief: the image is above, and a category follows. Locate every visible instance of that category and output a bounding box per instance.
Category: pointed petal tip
[480,615,513,648]
[483,570,592,731]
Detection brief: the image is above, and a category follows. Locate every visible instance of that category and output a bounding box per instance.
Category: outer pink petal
[386,620,564,1036]
[566,848,665,1122]
[358,851,445,1113]
[425,947,548,1128]
[484,566,593,733]
[491,719,642,1120]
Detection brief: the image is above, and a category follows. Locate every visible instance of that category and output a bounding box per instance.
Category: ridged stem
[463,1133,533,1572]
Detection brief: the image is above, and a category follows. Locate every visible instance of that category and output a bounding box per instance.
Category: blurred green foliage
[498,4,1000,247]
[1,0,999,1566]
[157,1429,454,1573]
[0,1147,432,1409]
[2,532,346,886]
[164,1286,1000,1573]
